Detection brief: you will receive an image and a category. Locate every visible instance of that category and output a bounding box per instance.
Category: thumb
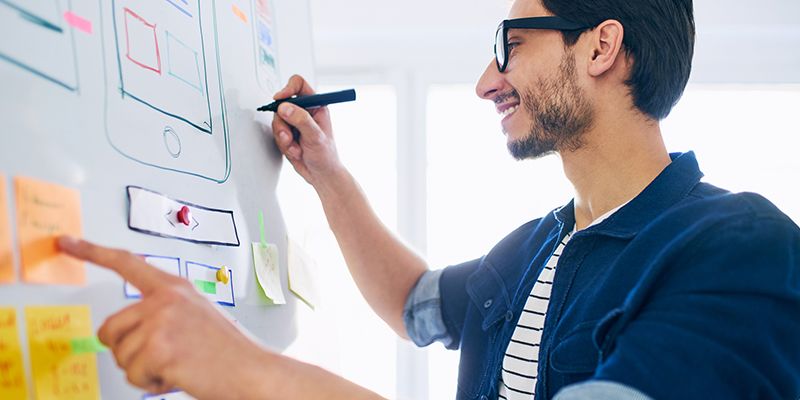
[277,103,324,144]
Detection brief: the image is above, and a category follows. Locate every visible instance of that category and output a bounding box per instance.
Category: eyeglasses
[495,16,592,72]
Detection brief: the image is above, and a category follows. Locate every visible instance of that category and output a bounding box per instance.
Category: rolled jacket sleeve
[402,269,454,348]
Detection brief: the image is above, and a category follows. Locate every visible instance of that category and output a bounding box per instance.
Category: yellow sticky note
[0,176,14,283]
[15,176,84,285]
[26,305,99,400]
[0,308,28,400]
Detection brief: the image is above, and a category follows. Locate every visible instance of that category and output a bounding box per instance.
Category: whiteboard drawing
[103,0,231,183]
[0,0,80,91]
[251,0,279,94]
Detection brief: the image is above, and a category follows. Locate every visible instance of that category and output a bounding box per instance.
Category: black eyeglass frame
[495,16,592,72]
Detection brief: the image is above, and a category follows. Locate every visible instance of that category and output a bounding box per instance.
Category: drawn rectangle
[113,0,212,134]
[185,261,235,306]
[126,186,240,247]
[166,30,202,91]
[124,255,181,298]
[0,0,79,91]
[124,7,161,74]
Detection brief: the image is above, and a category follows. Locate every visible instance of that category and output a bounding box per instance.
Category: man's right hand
[271,75,346,189]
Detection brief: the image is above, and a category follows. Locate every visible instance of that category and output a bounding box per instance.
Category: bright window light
[280,85,398,399]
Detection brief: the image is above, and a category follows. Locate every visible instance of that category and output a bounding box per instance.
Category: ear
[587,20,625,78]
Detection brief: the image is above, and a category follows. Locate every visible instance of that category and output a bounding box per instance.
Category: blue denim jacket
[404,152,800,399]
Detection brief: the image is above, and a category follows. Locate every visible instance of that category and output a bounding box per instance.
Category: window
[280,85,398,398]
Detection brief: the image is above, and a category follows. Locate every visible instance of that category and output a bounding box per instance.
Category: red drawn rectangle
[123,8,161,74]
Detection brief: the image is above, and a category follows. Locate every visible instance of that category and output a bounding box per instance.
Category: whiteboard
[0,0,314,398]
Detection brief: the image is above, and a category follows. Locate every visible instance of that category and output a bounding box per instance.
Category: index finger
[273,74,316,100]
[57,236,172,295]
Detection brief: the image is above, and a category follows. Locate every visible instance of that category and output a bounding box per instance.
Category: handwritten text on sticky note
[25,305,100,400]
[0,308,28,400]
[15,177,84,285]
[252,242,285,304]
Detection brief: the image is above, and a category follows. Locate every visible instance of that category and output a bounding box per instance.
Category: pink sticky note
[64,11,92,34]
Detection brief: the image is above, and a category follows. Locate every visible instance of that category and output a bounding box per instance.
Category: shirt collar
[553,151,704,238]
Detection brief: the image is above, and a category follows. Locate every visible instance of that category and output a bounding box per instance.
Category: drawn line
[0,52,76,91]
[0,0,63,32]
[165,31,203,92]
[124,7,161,74]
[165,0,192,18]
[126,186,240,247]
[103,0,230,183]
[120,90,211,133]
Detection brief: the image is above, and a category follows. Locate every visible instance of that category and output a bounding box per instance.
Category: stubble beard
[507,51,594,161]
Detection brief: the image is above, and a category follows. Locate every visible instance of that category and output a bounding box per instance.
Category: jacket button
[483,299,493,309]
[505,311,514,321]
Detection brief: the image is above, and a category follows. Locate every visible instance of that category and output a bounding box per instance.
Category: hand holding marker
[258,89,356,140]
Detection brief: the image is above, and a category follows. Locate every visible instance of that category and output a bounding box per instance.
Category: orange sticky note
[0,176,13,283]
[26,305,100,400]
[232,4,248,23]
[0,308,28,400]
[15,176,84,285]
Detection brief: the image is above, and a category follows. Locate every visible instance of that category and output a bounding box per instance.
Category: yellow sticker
[0,307,28,400]
[26,305,100,400]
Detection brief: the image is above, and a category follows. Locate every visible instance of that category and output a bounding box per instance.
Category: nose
[475,59,505,101]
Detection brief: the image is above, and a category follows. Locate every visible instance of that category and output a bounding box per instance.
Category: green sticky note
[194,279,217,294]
[70,336,108,354]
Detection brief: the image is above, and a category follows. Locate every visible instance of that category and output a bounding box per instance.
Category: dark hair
[542,0,695,120]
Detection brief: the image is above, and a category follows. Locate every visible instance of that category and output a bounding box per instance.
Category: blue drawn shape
[184,261,236,307]
[166,30,203,93]
[0,0,79,92]
[165,0,192,18]
[124,255,182,299]
[257,21,272,46]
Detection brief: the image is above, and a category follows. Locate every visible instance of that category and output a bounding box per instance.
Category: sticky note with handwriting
[0,176,13,283]
[252,242,286,304]
[0,307,28,400]
[25,305,100,400]
[15,176,84,285]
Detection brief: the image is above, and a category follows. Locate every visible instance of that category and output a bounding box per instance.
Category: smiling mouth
[499,104,519,118]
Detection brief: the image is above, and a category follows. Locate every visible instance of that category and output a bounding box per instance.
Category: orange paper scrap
[26,305,100,400]
[0,176,13,283]
[15,176,84,285]
[232,4,248,23]
[0,308,28,400]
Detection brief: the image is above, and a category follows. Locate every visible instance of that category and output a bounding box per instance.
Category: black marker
[257,89,356,112]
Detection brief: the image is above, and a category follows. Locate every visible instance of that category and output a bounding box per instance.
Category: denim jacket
[404,152,800,399]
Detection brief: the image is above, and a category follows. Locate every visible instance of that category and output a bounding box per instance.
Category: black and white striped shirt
[498,203,628,399]
[498,230,572,400]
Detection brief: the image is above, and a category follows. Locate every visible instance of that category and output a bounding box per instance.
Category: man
[60,0,800,398]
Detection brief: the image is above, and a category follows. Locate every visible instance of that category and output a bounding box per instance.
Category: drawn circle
[163,126,181,158]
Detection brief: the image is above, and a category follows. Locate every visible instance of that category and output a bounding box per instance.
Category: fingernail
[279,104,294,117]
[278,131,290,143]
[57,236,79,249]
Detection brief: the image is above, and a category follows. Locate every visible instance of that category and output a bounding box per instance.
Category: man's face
[476,0,594,160]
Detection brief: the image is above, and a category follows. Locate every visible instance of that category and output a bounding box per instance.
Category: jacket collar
[554,152,704,238]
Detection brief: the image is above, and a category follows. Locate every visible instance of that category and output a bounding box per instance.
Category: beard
[506,51,594,160]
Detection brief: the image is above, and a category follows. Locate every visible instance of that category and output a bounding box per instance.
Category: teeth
[500,105,518,117]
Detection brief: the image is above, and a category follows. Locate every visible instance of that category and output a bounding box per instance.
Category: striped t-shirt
[498,203,628,399]
[498,229,573,399]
